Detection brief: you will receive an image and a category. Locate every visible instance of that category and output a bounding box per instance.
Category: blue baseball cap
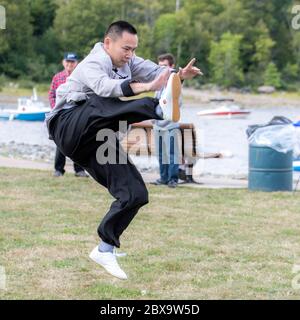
[63,52,78,61]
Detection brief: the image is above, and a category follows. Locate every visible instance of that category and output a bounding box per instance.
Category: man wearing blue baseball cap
[64,52,77,61]
[49,52,88,177]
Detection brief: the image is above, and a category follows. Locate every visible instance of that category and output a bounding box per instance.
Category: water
[0,104,299,177]
[181,105,300,177]
[0,102,16,109]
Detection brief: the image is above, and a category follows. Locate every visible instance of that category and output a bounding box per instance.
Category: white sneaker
[159,73,181,122]
[89,246,128,280]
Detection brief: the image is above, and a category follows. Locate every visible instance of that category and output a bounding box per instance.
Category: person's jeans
[54,147,84,174]
[155,128,179,183]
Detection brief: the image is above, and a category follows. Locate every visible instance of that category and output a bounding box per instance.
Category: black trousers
[54,147,84,174]
[49,94,161,247]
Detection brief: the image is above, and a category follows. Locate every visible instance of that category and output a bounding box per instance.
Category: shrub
[263,62,282,88]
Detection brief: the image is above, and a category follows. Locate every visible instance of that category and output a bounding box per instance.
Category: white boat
[294,160,300,171]
[197,105,251,119]
[0,88,50,121]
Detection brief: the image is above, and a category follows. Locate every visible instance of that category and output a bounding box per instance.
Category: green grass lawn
[0,167,300,300]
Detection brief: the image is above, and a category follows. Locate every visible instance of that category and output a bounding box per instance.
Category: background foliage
[0,0,299,89]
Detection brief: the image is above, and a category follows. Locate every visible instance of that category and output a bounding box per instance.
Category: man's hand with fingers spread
[129,68,171,94]
[148,68,171,91]
[129,58,202,95]
[178,58,203,81]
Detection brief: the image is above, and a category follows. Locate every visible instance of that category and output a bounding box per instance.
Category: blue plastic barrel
[248,145,293,191]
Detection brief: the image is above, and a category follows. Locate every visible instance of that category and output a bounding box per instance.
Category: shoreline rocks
[0,141,56,162]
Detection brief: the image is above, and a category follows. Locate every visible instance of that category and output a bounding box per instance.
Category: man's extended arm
[129,68,171,95]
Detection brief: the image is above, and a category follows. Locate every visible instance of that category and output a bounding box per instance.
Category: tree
[290,27,300,78]
[252,21,274,68]
[153,9,190,66]
[0,0,298,88]
[208,32,244,87]
[263,62,281,88]
[182,0,250,85]
[53,0,114,58]
[243,0,293,70]
[0,0,34,77]
[282,63,299,84]
[29,0,57,36]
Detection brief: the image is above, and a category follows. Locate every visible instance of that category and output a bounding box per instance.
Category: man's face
[63,60,78,75]
[104,31,138,68]
[158,59,174,68]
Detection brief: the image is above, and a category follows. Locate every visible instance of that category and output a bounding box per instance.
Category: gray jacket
[46,42,164,129]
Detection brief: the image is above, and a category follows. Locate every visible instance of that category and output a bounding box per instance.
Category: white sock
[98,241,114,253]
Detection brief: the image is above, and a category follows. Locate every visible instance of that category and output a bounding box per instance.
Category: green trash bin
[248,145,293,192]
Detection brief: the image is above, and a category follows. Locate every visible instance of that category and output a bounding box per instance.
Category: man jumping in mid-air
[46,20,202,280]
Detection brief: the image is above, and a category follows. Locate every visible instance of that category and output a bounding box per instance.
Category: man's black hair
[158,53,175,67]
[104,21,137,39]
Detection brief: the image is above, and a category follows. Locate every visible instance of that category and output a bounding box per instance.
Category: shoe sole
[171,73,181,122]
[150,182,167,185]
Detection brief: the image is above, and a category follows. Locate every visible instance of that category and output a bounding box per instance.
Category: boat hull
[197,111,251,119]
[197,105,251,119]
[0,110,49,121]
[294,161,300,171]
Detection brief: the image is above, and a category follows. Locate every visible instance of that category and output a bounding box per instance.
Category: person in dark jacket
[48,52,88,177]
